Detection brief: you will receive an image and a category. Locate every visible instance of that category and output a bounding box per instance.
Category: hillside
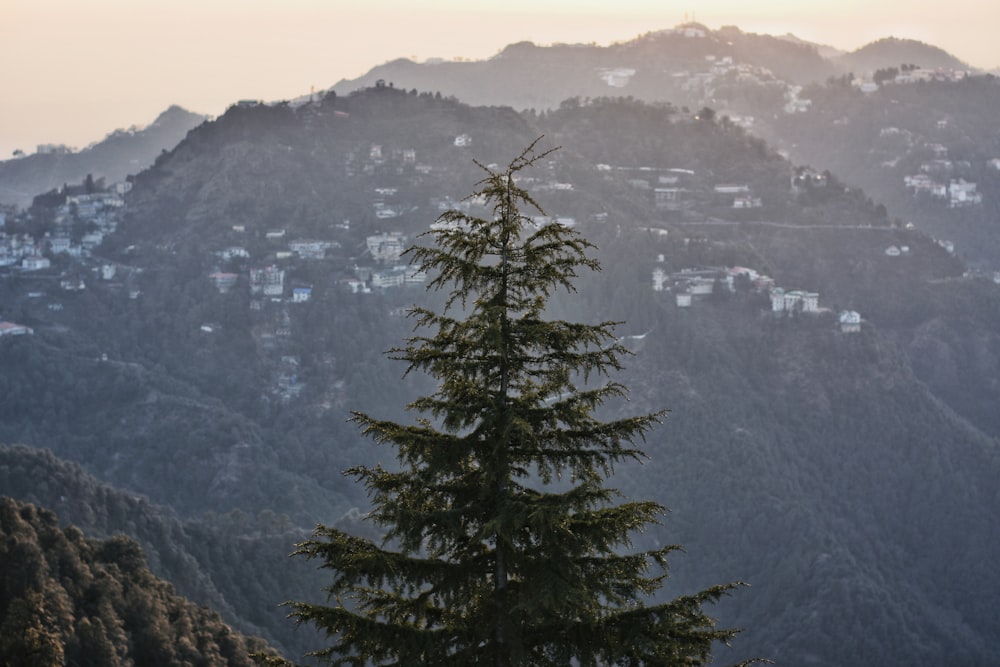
[2,89,1000,665]
[836,37,971,75]
[760,75,1000,265]
[0,496,279,665]
[317,27,1000,266]
[0,444,341,662]
[0,105,206,207]
[330,25,836,112]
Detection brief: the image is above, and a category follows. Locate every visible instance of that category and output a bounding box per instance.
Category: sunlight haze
[2,0,998,159]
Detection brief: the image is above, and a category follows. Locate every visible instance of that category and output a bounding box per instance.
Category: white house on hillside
[366,233,407,263]
[840,310,861,333]
[771,287,819,313]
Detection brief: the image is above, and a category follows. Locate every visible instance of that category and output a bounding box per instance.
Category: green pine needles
[288,140,744,666]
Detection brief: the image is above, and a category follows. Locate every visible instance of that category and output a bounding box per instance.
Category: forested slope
[0,495,279,665]
[1,89,999,665]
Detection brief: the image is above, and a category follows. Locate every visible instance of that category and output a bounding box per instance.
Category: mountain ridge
[0,105,207,207]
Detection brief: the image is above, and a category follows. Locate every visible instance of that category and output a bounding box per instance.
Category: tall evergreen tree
[287,141,743,666]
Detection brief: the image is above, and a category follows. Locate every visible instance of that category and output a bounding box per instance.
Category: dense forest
[0,496,278,665]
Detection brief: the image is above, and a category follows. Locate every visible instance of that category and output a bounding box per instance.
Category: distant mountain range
[0,105,206,207]
[317,24,998,263]
[328,25,975,111]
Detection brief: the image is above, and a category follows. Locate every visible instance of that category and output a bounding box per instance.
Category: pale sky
[2,0,999,160]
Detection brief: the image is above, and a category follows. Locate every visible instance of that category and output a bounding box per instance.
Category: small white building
[220,246,250,260]
[21,256,50,271]
[949,179,982,207]
[250,265,285,296]
[687,277,715,296]
[840,310,861,333]
[345,278,370,294]
[50,236,72,254]
[366,232,407,263]
[599,68,636,88]
[771,287,819,313]
[652,268,667,292]
[733,196,762,209]
[371,267,407,289]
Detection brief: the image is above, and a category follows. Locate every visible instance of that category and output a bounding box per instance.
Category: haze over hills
[836,37,971,74]
[328,25,977,109]
[2,84,1000,665]
[0,106,207,208]
[321,25,1000,267]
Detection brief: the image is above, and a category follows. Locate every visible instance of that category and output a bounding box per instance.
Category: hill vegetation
[0,495,278,665]
[1,88,999,665]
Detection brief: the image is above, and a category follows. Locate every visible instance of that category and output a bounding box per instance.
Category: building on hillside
[652,268,667,292]
[344,278,371,294]
[654,187,688,210]
[733,195,762,209]
[21,255,50,271]
[685,277,715,296]
[403,264,427,284]
[250,265,284,296]
[371,267,407,289]
[771,287,819,313]
[0,321,33,336]
[292,287,312,303]
[49,236,72,254]
[840,310,862,333]
[366,232,407,263]
[209,272,239,293]
[713,184,750,194]
[949,179,982,207]
[904,173,948,198]
[725,267,761,291]
[598,68,636,87]
[289,240,335,259]
[219,246,250,260]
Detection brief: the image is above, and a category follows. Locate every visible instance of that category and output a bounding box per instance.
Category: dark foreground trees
[284,141,744,666]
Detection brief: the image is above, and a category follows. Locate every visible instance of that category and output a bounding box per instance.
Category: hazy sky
[2,0,999,160]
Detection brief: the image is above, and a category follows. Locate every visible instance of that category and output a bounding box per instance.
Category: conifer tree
[288,140,743,666]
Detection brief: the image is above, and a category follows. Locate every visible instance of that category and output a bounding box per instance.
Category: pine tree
[288,140,743,666]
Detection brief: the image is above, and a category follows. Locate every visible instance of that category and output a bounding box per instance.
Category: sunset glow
[2,0,998,158]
